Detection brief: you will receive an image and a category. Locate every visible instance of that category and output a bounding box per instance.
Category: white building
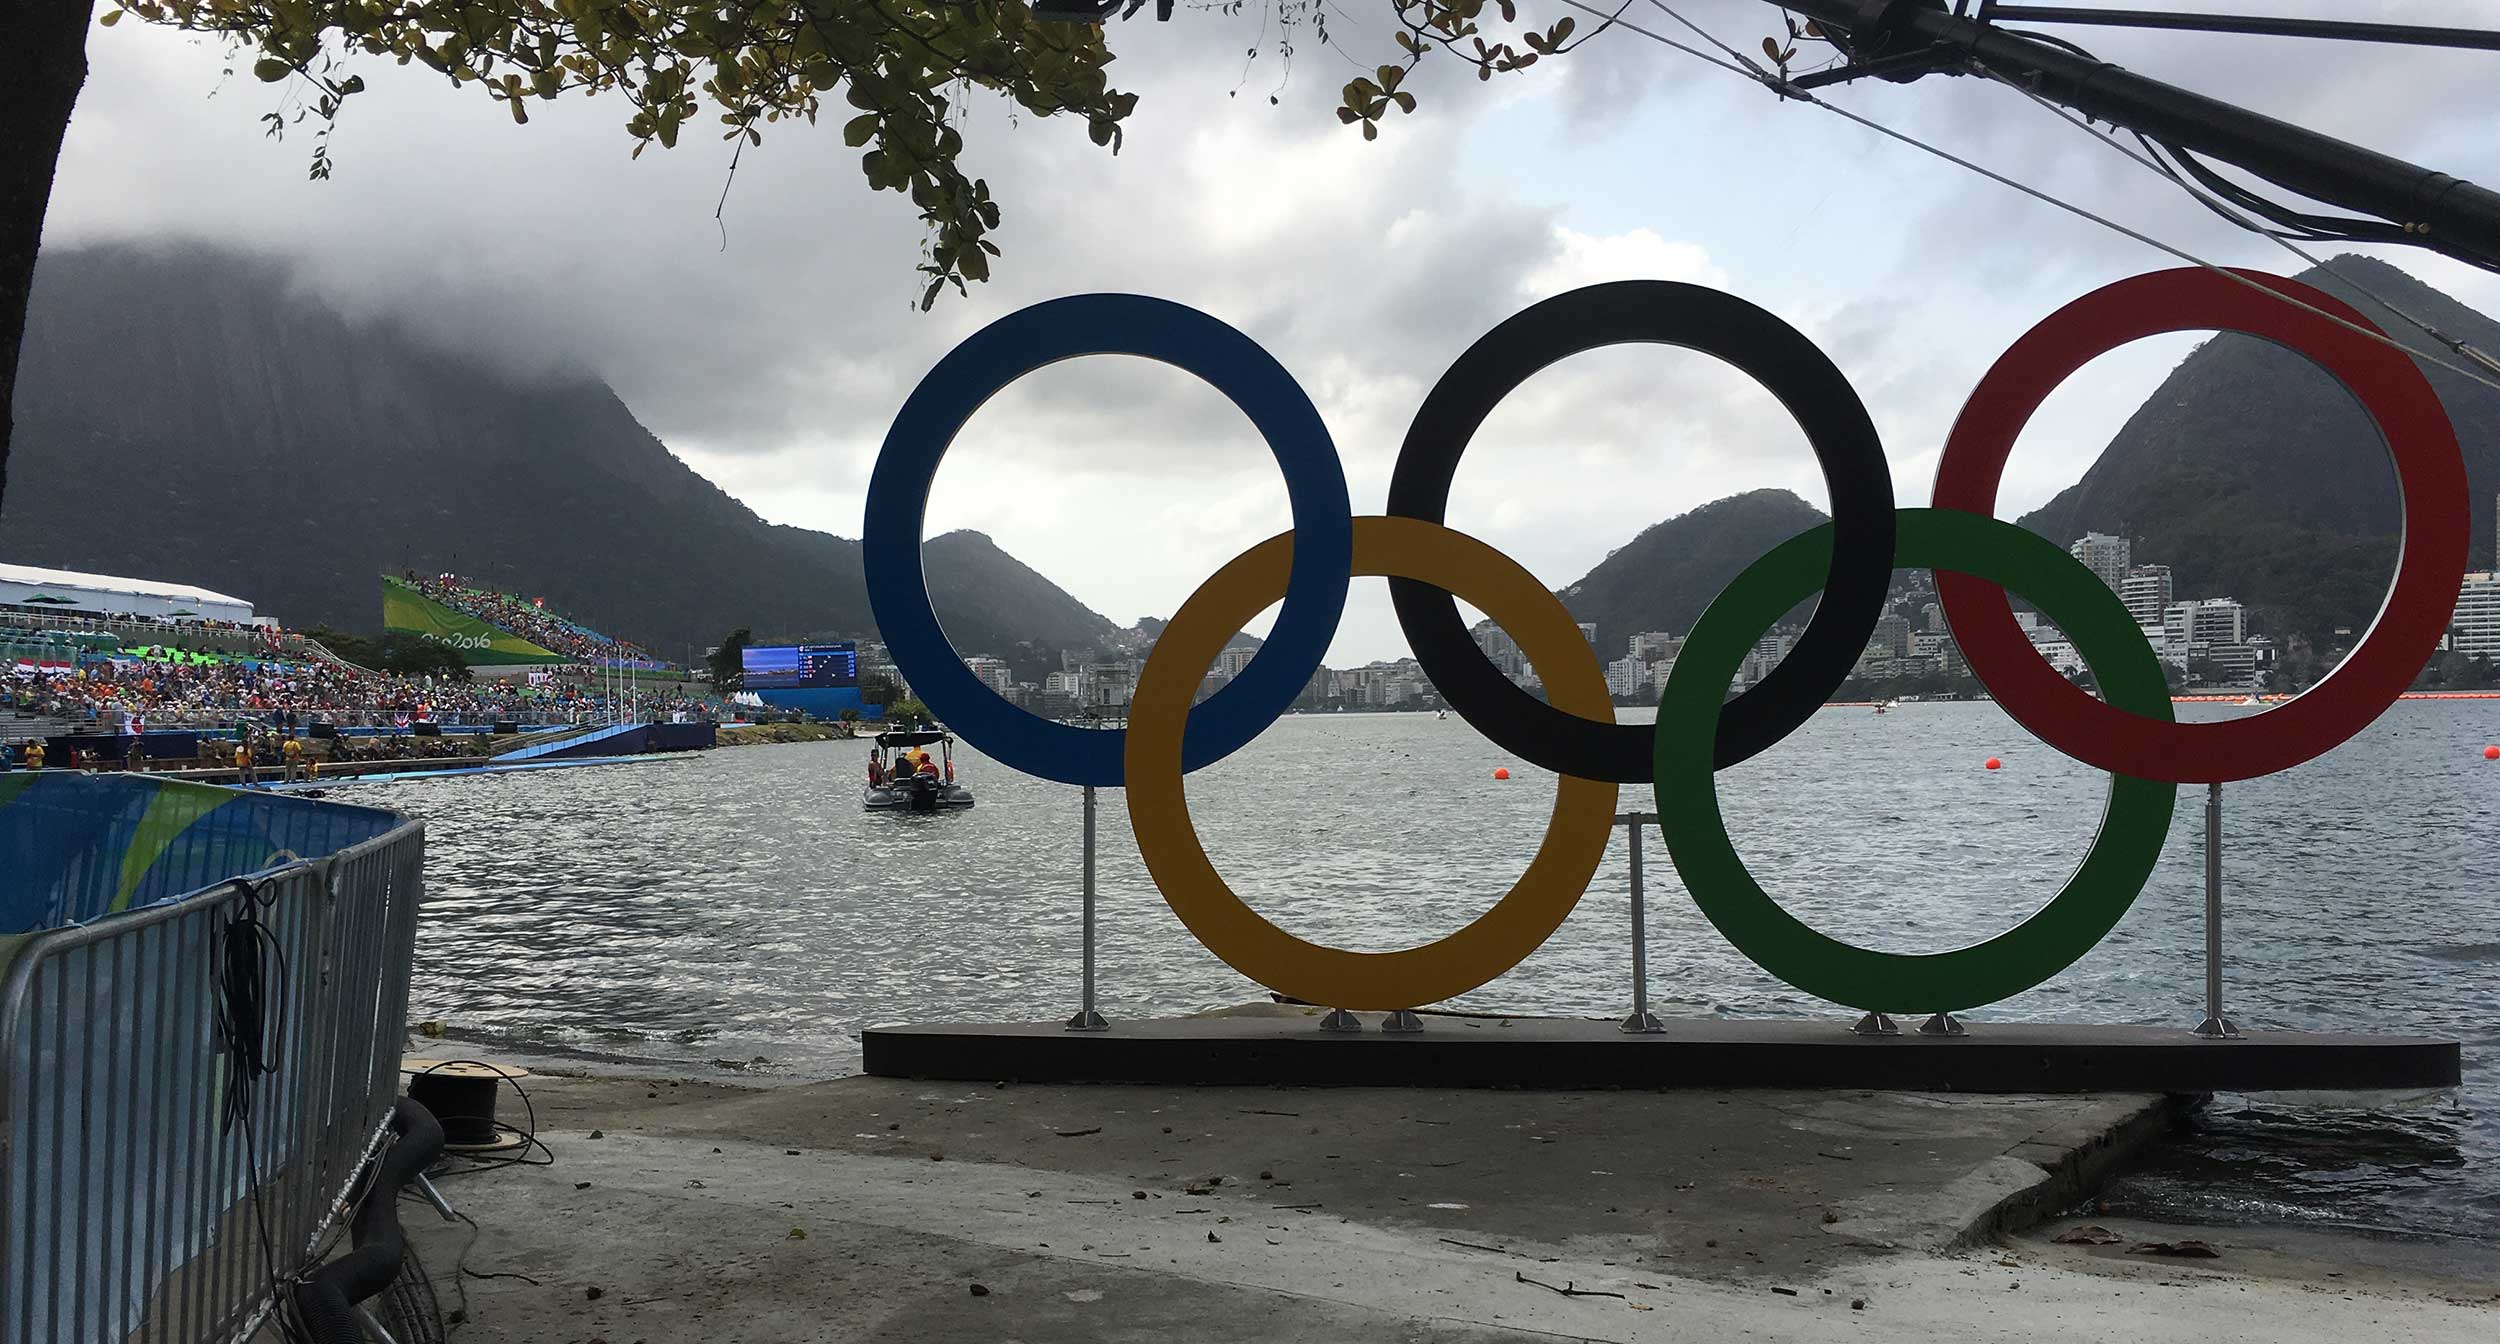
[1080,662,1135,711]
[2165,598,2247,647]
[2142,624,2189,670]
[0,562,256,624]
[2200,643,2261,690]
[1629,631,1682,662]
[1738,632,1795,687]
[1606,654,1652,698]
[2070,532,2131,594]
[1911,630,1968,676]
[964,656,1015,695]
[1471,619,1526,678]
[2029,638,2089,677]
[2121,565,2173,627]
[2454,571,2500,658]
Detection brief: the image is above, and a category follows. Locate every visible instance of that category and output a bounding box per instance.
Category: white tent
[0,562,255,624]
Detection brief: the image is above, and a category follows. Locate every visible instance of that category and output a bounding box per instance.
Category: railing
[0,776,423,1344]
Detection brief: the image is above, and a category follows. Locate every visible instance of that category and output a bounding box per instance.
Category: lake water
[363,699,2500,1246]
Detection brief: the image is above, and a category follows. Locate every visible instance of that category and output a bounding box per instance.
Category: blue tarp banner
[0,773,399,939]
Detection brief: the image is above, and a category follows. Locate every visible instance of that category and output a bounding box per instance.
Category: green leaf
[98,8,121,27]
[843,113,879,147]
[253,57,292,83]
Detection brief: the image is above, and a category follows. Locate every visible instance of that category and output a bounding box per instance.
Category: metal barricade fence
[0,779,423,1344]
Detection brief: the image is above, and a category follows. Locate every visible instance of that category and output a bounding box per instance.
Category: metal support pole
[2195,782,2240,1039]
[410,1173,459,1222]
[1976,5,2500,53]
[1770,0,2500,269]
[1066,785,1108,1031]
[1619,812,1664,1033]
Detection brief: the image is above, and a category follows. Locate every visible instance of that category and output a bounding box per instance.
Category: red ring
[1933,267,2467,784]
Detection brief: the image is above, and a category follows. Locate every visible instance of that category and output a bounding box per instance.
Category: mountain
[1557,488,1832,654]
[1,243,1119,659]
[2015,255,2500,642]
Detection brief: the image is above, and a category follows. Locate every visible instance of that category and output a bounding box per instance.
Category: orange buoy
[1493,767,1511,780]
[2484,745,2499,761]
[1984,757,2003,771]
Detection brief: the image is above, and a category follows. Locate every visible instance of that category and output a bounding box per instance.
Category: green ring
[1652,508,2176,1013]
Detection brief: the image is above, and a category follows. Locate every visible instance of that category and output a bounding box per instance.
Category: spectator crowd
[5,643,720,738]
[407,572,666,667]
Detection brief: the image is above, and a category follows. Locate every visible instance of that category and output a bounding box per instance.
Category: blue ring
[863,294,1353,787]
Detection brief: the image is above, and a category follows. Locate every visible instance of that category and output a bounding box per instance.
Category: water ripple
[366,700,2500,1240]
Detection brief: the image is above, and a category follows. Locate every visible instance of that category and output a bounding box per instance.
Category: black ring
[1387,281,1894,781]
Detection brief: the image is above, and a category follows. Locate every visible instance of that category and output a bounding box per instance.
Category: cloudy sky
[45,1,2500,663]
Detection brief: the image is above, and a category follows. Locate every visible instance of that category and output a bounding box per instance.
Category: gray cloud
[41,3,2500,661]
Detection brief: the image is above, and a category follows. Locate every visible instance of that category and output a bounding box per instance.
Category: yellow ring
[1125,515,1620,1010]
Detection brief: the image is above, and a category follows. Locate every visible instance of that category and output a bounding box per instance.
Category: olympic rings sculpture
[864,267,2467,1016]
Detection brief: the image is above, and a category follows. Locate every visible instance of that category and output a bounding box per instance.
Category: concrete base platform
[864,1013,2461,1094]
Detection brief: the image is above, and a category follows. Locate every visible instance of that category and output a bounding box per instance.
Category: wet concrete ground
[400,1069,2499,1342]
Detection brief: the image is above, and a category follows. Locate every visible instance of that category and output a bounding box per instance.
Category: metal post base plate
[1319,1008,1364,1033]
[1619,1010,1666,1034]
[1851,1012,1900,1037]
[1064,1009,1109,1032]
[2192,1016,2242,1040]
[1918,1012,1967,1037]
[1380,1009,1425,1033]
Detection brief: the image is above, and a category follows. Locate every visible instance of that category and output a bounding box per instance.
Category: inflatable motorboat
[864,729,974,812]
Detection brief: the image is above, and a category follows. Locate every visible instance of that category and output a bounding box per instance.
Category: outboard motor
[908,773,940,812]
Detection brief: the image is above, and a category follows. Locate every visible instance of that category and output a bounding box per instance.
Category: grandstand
[383,573,671,670]
[3,607,362,669]
[4,567,718,753]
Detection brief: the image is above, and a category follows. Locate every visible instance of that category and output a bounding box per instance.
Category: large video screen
[741,642,859,690]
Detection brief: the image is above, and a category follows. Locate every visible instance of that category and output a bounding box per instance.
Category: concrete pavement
[396,1070,2498,1342]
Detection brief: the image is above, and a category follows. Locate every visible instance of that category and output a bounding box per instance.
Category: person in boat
[867,752,885,787]
[915,752,940,778]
